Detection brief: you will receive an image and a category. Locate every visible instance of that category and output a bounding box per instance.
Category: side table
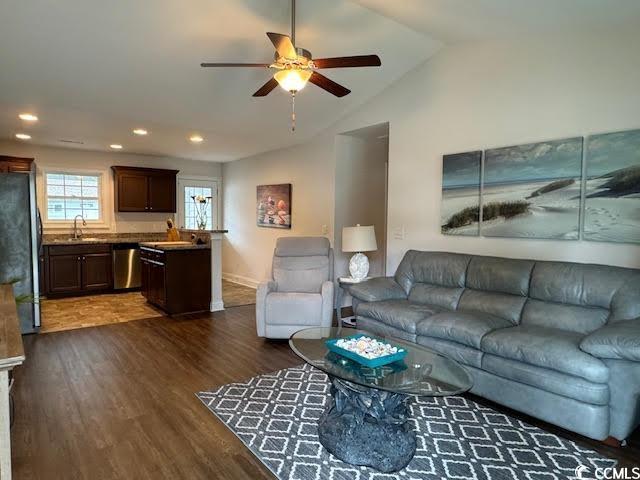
[335,277,370,327]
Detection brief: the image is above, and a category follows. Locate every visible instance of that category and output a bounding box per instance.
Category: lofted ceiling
[0,0,440,162]
[3,1,639,163]
[352,0,640,44]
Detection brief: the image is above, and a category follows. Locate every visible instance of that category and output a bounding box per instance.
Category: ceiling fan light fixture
[274,68,312,93]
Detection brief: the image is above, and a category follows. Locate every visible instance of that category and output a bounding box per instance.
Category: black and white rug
[197,364,615,480]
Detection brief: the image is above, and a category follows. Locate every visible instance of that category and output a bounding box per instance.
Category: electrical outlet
[321,224,328,235]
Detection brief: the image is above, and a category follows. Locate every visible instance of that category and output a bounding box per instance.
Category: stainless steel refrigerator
[0,172,41,333]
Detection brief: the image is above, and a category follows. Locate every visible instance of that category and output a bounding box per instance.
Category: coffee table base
[317,376,416,473]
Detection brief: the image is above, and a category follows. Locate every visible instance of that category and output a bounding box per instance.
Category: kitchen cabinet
[112,166,179,213]
[140,246,210,315]
[44,244,113,296]
[0,156,33,173]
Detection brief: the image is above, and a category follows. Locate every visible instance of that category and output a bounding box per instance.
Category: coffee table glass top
[289,327,473,396]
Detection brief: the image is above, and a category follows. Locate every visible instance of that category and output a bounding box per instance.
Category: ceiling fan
[200,0,382,130]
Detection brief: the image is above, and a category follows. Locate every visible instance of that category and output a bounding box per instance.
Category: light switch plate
[393,226,405,240]
[321,224,328,235]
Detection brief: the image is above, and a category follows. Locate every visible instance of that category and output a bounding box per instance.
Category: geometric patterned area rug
[197,363,616,480]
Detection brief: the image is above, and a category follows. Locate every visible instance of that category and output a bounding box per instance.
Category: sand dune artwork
[441,151,482,236]
[482,137,584,239]
[584,129,640,244]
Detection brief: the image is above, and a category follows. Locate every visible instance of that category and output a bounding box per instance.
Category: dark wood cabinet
[44,244,113,296]
[0,156,34,173]
[82,253,113,291]
[140,247,210,315]
[116,172,148,211]
[112,166,178,213]
[48,254,83,294]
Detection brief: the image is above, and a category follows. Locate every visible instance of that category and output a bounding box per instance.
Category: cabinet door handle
[77,256,81,261]
[149,206,153,210]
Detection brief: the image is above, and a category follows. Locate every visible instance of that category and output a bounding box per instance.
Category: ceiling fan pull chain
[291,92,296,132]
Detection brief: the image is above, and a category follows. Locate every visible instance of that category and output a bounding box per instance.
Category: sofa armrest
[580,319,640,361]
[320,280,335,328]
[256,280,277,337]
[348,277,407,303]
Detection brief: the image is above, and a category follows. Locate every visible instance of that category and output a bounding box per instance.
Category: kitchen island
[139,241,211,315]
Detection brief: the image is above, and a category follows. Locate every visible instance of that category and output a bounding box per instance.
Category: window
[177,178,219,230]
[45,173,102,221]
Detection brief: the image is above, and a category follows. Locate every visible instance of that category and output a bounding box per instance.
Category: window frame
[39,167,111,230]
[176,176,221,231]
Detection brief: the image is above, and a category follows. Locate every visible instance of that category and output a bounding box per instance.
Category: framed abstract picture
[257,183,292,229]
[482,137,583,239]
[584,128,640,244]
[440,151,482,236]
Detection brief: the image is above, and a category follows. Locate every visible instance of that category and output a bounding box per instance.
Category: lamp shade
[342,225,377,253]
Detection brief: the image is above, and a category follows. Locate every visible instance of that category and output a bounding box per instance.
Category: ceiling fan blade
[313,55,381,69]
[201,63,270,68]
[252,77,279,97]
[308,72,351,97]
[266,32,297,59]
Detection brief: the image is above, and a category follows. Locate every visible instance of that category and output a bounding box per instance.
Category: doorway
[334,122,389,280]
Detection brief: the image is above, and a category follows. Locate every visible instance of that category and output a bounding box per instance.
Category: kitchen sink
[146,241,192,246]
[53,237,104,242]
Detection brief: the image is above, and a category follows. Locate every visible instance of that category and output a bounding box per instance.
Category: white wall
[221,137,335,287]
[0,141,222,234]
[223,28,640,285]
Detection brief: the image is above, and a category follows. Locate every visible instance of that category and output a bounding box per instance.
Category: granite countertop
[138,242,210,251]
[42,236,165,246]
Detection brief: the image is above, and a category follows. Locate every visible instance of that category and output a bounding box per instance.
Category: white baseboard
[222,272,259,289]
[210,300,225,312]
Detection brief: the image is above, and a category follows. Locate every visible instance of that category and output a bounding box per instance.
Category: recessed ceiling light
[190,134,204,143]
[18,113,38,122]
[133,128,148,136]
[15,133,31,140]
[110,144,123,150]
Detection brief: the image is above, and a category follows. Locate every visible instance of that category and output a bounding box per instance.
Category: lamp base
[349,252,369,281]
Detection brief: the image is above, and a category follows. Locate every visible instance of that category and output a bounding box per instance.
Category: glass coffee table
[289,327,473,473]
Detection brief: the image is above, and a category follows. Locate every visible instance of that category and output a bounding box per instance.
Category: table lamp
[342,224,377,281]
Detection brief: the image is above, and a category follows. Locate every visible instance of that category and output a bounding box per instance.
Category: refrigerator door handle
[37,208,43,252]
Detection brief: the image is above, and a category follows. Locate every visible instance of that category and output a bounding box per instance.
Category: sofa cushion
[466,256,534,296]
[457,289,526,324]
[416,336,483,368]
[529,261,632,310]
[521,299,609,335]
[394,251,471,294]
[417,311,512,349]
[357,317,416,343]
[356,300,443,334]
[408,283,464,310]
[482,354,609,406]
[266,292,322,325]
[481,325,609,383]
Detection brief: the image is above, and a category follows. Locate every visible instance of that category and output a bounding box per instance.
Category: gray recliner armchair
[256,237,334,339]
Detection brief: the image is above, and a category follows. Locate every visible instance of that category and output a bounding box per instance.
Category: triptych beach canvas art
[441,128,640,244]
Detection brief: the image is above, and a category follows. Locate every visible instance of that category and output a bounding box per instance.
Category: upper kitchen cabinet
[0,156,34,173]
[111,166,179,213]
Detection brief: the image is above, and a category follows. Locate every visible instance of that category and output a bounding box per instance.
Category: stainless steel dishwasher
[112,243,141,290]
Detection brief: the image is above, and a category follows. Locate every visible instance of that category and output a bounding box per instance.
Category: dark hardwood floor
[11,306,640,479]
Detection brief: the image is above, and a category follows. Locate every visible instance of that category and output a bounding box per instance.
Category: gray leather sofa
[256,237,334,339]
[348,251,640,443]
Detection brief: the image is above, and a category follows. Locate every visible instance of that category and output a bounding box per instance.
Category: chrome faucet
[73,215,87,239]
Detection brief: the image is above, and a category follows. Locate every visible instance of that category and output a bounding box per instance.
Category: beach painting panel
[584,129,640,244]
[441,151,482,236]
[482,137,583,239]
[257,184,292,229]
